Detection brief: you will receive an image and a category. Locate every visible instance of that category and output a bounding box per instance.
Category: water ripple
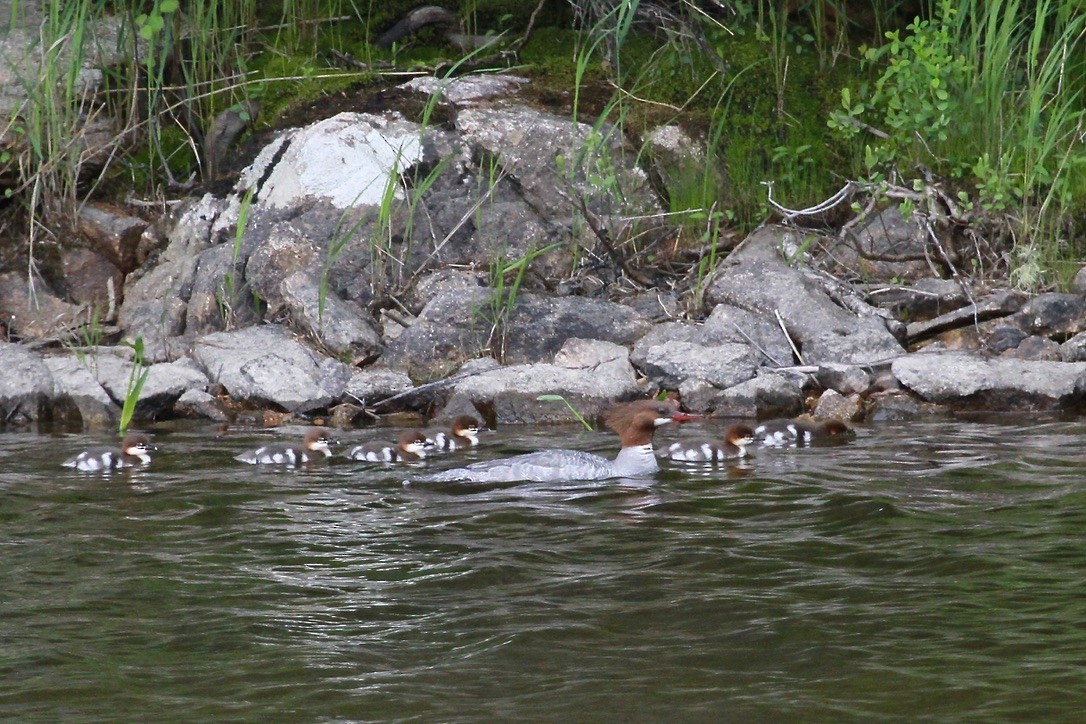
[0,420,1083,720]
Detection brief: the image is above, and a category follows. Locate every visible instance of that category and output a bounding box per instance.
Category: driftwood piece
[802,267,907,340]
[377,6,458,48]
[905,290,1026,344]
[76,203,148,273]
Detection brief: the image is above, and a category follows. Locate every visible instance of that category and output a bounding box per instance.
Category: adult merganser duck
[62,433,154,472]
[235,427,333,465]
[412,399,698,484]
[657,424,755,462]
[423,415,483,451]
[348,430,433,462]
[754,416,853,447]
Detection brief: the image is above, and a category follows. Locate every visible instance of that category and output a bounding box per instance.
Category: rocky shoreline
[3,76,1085,431]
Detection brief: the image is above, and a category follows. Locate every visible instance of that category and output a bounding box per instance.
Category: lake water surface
[1,418,1084,721]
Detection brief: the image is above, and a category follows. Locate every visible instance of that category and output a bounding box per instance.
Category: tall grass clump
[118,336,150,434]
[10,0,96,287]
[830,0,1086,286]
[115,0,259,188]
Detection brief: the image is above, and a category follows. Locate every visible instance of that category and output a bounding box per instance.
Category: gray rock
[193,325,349,412]
[0,272,83,340]
[814,363,874,396]
[708,227,903,365]
[638,340,757,390]
[681,369,805,418]
[184,242,252,336]
[643,125,722,221]
[243,112,427,212]
[441,362,642,425]
[982,324,1028,354]
[173,389,229,422]
[624,290,682,323]
[382,287,493,381]
[42,354,118,428]
[399,74,529,105]
[142,358,210,410]
[1013,292,1086,338]
[700,303,794,366]
[0,12,137,166]
[553,338,637,383]
[385,288,650,381]
[119,194,228,361]
[906,290,1027,343]
[1070,266,1086,294]
[455,105,660,227]
[1002,335,1062,361]
[863,277,967,322]
[812,389,865,421]
[630,322,701,368]
[867,390,947,421]
[891,352,1086,410]
[344,367,415,406]
[1061,332,1086,362]
[75,350,208,419]
[279,271,382,360]
[819,205,931,281]
[58,248,124,313]
[502,294,651,365]
[0,343,54,425]
[406,269,486,313]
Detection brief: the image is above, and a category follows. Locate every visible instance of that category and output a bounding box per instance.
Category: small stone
[812,389,865,421]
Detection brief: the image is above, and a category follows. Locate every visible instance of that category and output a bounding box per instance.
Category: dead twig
[774,309,804,365]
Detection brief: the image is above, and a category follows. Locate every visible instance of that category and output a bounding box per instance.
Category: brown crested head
[450,415,481,433]
[602,399,696,447]
[304,427,332,450]
[399,429,429,447]
[122,433,152,453]
[725,424,756,446]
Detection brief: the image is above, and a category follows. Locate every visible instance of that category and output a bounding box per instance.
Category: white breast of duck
[349,430,431,462]
[62,433,153,472]
[657,424,755,462]
[424,415,482,451]
[236,428,332,465]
